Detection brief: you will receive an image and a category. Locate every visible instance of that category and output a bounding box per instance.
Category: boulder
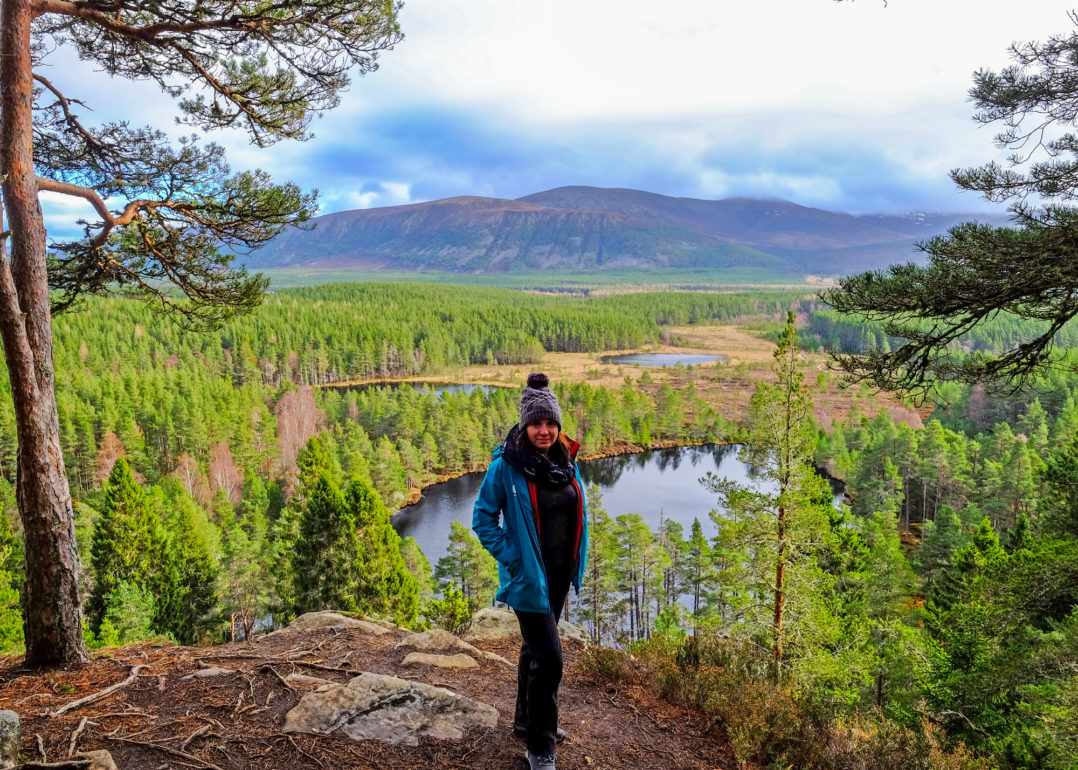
[283,672,498,746]
[401,652,478,669]
[273,611,390,636]
[558,620,589,645]
[463,608,588,645]
[182,667,235,679]
[462,608,519,643]
[0,710,18,769]
[395,628,511,667]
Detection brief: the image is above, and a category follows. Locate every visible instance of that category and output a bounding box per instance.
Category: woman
[473,372,588,770]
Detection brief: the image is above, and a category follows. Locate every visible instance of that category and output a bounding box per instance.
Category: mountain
[247,186,1009,275]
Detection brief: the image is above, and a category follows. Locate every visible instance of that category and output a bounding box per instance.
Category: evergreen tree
[0,511,23,653]
[291,472,363,614]
[88,458,171,633]
[99,581,157,646]
[344,477,419,626]
[823,19,1078,394]
[426,582,471,632]
[703,312,834,681]
[160,499,219,644]
[915,505,968,585]
[684,518,716,633]
[434,521,498,610]
[401,537,436,598]
[657,517,687,609]
[576,487,620,645]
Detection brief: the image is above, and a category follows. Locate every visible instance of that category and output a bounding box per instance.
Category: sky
[35,0,1078,237]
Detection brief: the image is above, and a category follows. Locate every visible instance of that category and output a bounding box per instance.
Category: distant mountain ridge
[248,186,1009,276]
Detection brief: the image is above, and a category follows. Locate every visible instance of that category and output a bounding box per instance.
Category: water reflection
[392,444,842,568]
[325,381,502,398]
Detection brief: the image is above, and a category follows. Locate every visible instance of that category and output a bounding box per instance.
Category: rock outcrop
[464,607,589,645]
[0,710,17,769]
[396,627,513,667]
[270,611,390,636]
[402,652,478,669]
[282,672,498,746]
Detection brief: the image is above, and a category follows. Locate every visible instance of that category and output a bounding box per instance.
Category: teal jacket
[472,436,589,614]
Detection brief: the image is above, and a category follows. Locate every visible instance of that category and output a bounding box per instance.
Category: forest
[0,283,1074,768]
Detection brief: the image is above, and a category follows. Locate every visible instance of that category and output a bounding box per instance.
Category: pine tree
[401,537,436,598]
[160,500,219,644]
[683,518,715,633]
[614,513,660,642]
[344,477,419,626]
[703,312,834,681]
[576,487,620,645]
[434,521,498,610]
[291,472,363,614]
[88,458,171,633]
[914,505,968,585]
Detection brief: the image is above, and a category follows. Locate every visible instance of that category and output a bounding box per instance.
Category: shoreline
[395,437,730,510]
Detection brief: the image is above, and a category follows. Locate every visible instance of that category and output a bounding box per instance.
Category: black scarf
[501,425,575,489]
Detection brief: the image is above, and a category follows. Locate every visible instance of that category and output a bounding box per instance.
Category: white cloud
[33,0,1078,219]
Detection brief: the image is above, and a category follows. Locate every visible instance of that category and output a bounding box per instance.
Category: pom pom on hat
[526,372,549,389]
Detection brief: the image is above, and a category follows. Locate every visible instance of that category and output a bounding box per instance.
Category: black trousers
[514,571,570,757]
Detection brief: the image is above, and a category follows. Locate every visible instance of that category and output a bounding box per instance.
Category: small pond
[392,444,842,568]
[599,353,724,366]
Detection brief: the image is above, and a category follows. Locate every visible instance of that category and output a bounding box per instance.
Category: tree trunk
[0,0,89,666]
[772,504,786,680]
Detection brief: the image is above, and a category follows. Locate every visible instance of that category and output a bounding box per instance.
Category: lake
[392,444,839,567]
[599,353,724,366]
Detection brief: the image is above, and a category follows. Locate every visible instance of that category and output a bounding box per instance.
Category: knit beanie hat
[519,372,562,430]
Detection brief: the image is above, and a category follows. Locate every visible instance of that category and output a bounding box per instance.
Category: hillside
[0,611,733,770]
[245,186,1007,276]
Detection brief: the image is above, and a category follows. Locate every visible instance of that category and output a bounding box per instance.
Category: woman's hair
[516,425,570,464]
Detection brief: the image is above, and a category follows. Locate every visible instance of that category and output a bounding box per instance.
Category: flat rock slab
[401,652,478,669]
[274,611,390,636]
[396,628,512,667]
[283,672,498,746]
[182,667,235,679]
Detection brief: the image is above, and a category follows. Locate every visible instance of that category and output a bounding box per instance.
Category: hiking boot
[513,722,568,742]
[525,750,557,770]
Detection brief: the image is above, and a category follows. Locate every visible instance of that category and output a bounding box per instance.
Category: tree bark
[0,0,89,666]
[772,503,786,678]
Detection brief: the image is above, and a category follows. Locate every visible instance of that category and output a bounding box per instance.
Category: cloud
[33,0,1073,235]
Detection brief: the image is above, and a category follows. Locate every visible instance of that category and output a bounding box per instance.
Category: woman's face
[525,419,559,453]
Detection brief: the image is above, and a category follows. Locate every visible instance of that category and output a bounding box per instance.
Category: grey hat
[519,372,562,430]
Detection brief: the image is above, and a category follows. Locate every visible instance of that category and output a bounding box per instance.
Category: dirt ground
[0,623,736,770]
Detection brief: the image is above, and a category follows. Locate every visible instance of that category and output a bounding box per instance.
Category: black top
[537,479,579,579]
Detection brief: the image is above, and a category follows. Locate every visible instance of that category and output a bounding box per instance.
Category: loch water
[392,444,842,567]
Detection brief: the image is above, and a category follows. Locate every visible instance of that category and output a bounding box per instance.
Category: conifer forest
[0,282,1073,767]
